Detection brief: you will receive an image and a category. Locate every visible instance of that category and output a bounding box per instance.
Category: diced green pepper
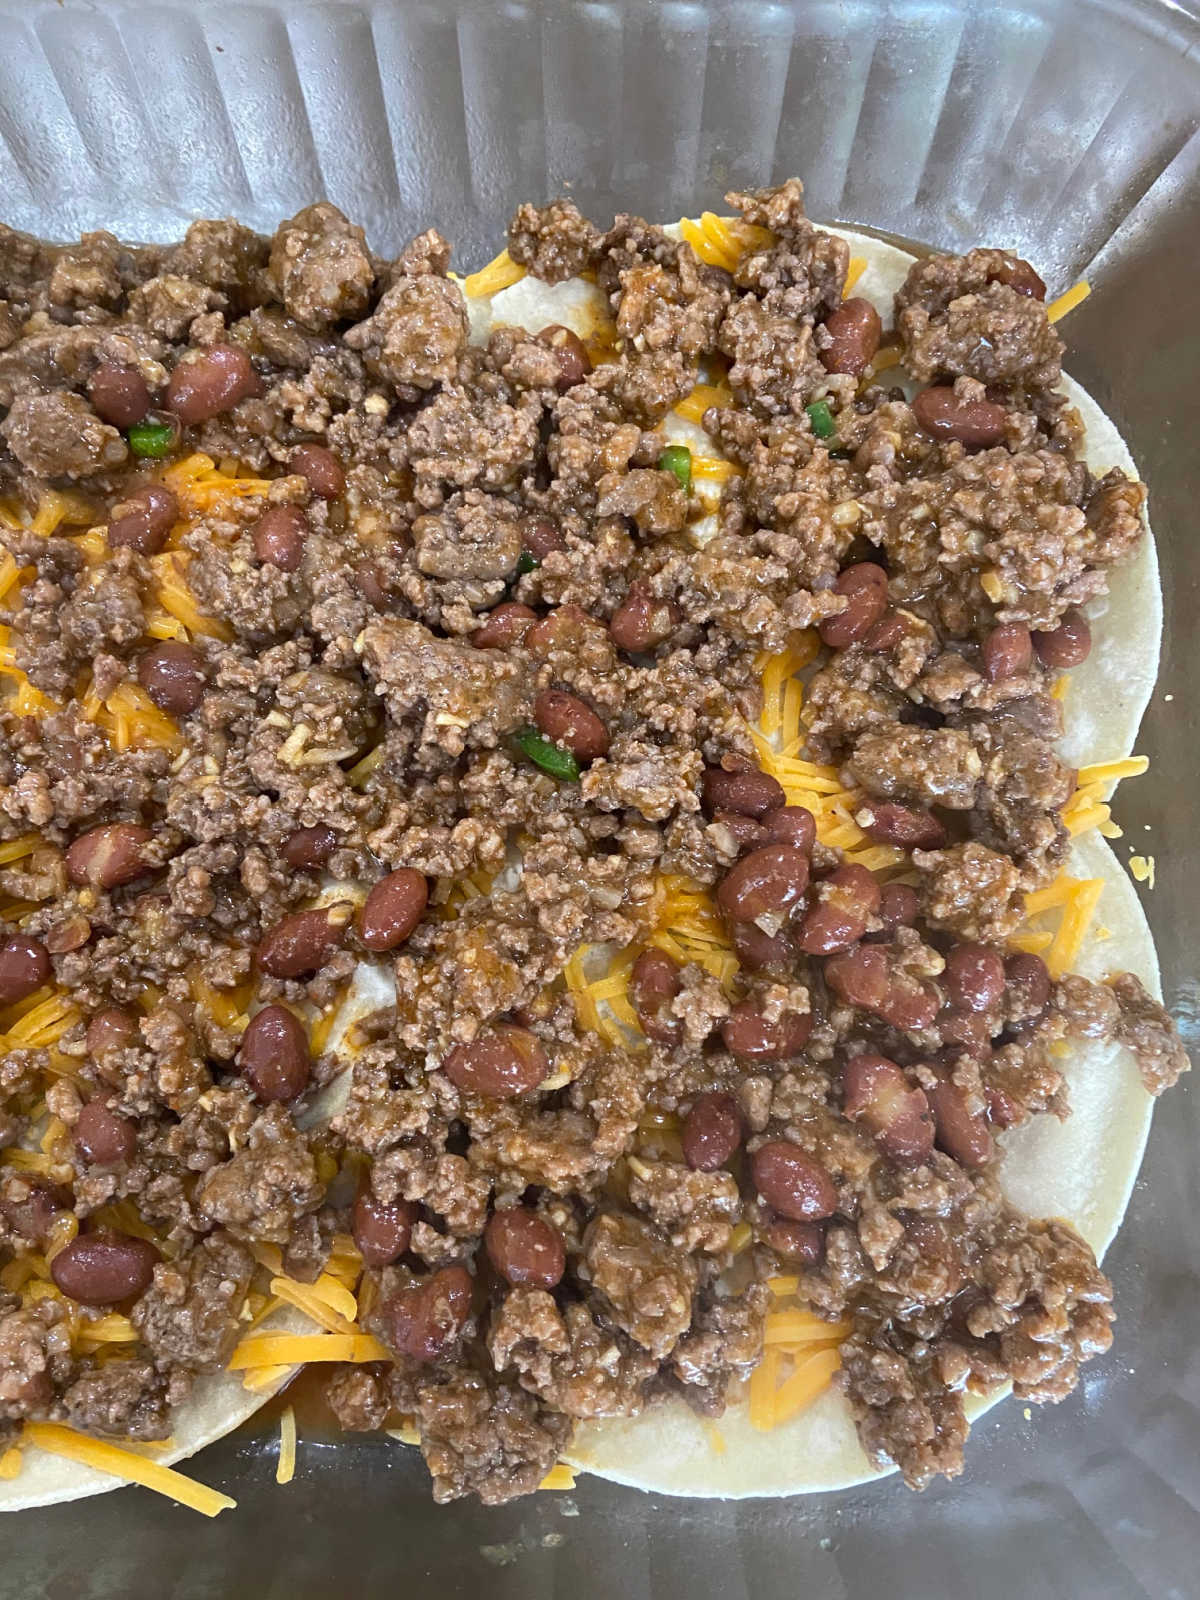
[805,400,836,440]
[513,725,580,781]
[128,420,176,459]
[516,550,539,574]
[657,443,692,492]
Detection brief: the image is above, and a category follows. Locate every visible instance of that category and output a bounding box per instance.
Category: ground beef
[2,391,127,479]
[268,202,375,331]
[343,270,467,390]
[507,199,603,283]
[1111,973,1190,1095]
[61,1360,173,1442]
[195,1105,324,1244]
[415,1370,571,1505]
[896,249,1063,389]
[131,1232,254,1372]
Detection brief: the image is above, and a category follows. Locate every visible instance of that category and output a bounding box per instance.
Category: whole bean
[819,297,882,377]
[0,934,50,1004]
[359,867,428,952]
[711,811,768,853]
[819,562,889,649]
[681,1092,743,1172]
[73,1101,137,1165]
[750,1141,837,1221]
[257,906,348,978]
[877,977,940,1032]
[137,640,206,716]
[940,1006,992,1051]
[989,256,1046,300]
[609,583,679,653]
[253,504,307,571]
[982,621,1032,682]
[471,602,536,649]
[442,1024,549,1098]
[238,1004,312,1102]
[912,387,1007,448]
[876,881,920,933]
[523,603,601,658]
[842,1053,934,1165]
[762,1217,826,1265]
[732,920,796,976]
[352,1190,418,1267]
[721,1003,811,1062]
[166,343,260,424]
[864,612,905,652]
[797,862,881,955]
[356,559,389,609]
[86,1007,137,1056]
[1032,610,1092,668]
[290,442,345,499]
[716,844,810,924]
[485,1208,566,1288]
[88,362,151,428]
[45,917,91,956]
[66,823,154,890]
[863,802,946,850]
[944,943,1006,1012]
[928,1078,994,1167]
[0,1181,66,1246]
[629,948,682,1044]
[537,324,592,390]
[51,1231,158,1306]
[107,484,179,555]
[379,1265,473,1363]
[533,688,609,763]
[825,944,888,1010]
[763,806,817,854]
[522,515,565,560]
[281,825,338,870]
[1005,951,1051,1029]
[701,767,785,820]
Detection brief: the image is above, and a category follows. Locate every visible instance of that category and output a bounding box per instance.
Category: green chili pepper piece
[516,550,539,574]
[657,443,692,492]
[513,726,580,781]
[805,400,836,441]
[128,421,176,459]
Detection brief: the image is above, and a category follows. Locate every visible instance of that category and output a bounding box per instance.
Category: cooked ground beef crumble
[0,183,1187,1504]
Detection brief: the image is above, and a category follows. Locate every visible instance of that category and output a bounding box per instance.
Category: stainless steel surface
[0,1,1197,1595]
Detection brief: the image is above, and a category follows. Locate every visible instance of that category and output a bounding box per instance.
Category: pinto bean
[166,343,260,424]
[0,1181,66,1246]
[702,767,785,820]
[107,484,179,555]
[762,1218,826,1264]
[912,387,1007,448]
[533,689,609,763]
[352,1190,417,1267]
[51,1232,158,1306]
[944,943,1006,1012]
[717,845,810,924]
[471,602,536,649]
[257,907,348,978]
[253,504,307,571]
[797,863,881,955]
[359,868,428,952]
[940,1007,992,1051]
[73,1101,137,1165]
[864,612,905,651]
[522,515,564,560]
[66,823,154,890]
[876,881,919,933]
[819,297,882,376]
[721,1003,811,1062]
[442,1025,549,1098]
[281,826,338,870]
[763,806,816,854]
[825,944,888,1010]
[878,978,940,1032]
[989,256,1046,300]
[982,621,1032,682]
[485,1208,566,1288]
[751,1142,837,1221]
[86,1008,137,1056]
[237,1005,312,1102]
[732,920,796,976]
[819,562,889,648]
[1033,610,1092,668]
[842,1054,934,1165]
[681,1092,743,1172]
[89,362,151,428]
[137,640,206,715]
[537,324,592,390]
[609,583,679,652]
[1005,951,1051,1030]
[290,443,344,499]
[928,1078,994,1167]
[380,1265,473,1363]
[863,802,946,850]
[0,935,50,1004]
[629,949,682,1044]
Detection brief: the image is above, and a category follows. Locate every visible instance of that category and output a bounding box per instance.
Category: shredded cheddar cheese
[228,1332,390,1370]
[1129,855,1155,889]
[538,1462,576,1491]
[843,257,867,296]
[276,1406,297,1486]
[1046,280,1091,324]
[673,382,734,425]
[771,1347,842,1426]
[462,249,526,298]
[22,1423,236,1517]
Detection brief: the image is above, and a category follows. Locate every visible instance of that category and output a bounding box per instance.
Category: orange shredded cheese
[462,249,526,298]
[1129,855,1155,889]
[0,833,41,866]
[538,1462,577,1491]
[228,1332,389,1370]
[0,1446,22,1479]
[1044,878,1105,978]
[1046,281,1091,324]
[673,382,734,425]
[843,257,867,296]
[748,1346,781,1431]
[690,454,741,484]
[771,1347,842,1426]
[763,1311,851,1349]
[268,1273,360,1334]
[149,552,233,641]
[276,1405,297,1486]
[23,1423,236,1516]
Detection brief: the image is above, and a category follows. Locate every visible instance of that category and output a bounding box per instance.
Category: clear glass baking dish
[1,0,1196,1593]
